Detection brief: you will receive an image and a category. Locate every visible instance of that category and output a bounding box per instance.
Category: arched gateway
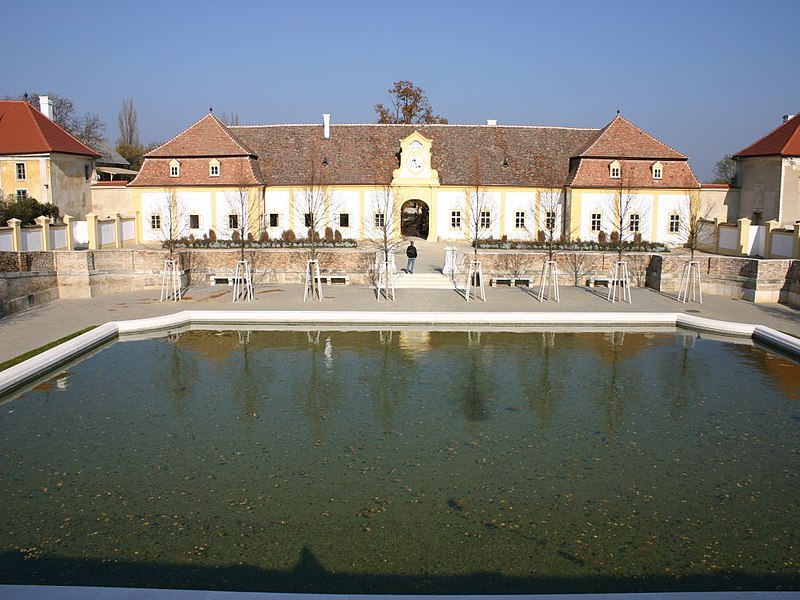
[400,200,429,239]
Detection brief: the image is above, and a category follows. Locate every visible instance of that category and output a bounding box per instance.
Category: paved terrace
[1,239,799,364]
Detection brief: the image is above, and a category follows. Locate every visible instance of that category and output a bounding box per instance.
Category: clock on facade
[408,155,424,173]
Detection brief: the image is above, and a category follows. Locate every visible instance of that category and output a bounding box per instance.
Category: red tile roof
[735,113,800,157]
[146,113,257,158]
[574,114,686,159]
[0,100,100,157]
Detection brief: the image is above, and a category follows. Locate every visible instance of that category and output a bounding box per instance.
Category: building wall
[91,185,133,218]
[0,155,47,203]
[738,156,783,224]
[781,158,800,225]
[700,187,739,223]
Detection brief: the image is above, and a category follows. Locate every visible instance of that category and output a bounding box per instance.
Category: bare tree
[537,187,564,261]
[563,252,593,286]
[464,155,497,258]
[367,185,404,266]
[295,142,337,263]
[151,188,188,259]
[678,188,715,260]
[226,167,263,261]
[118,98,139,147]
[217,111,240,126]
[606,170,647,261]
[12,92,107,149]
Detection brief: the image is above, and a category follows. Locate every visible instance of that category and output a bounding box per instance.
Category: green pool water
[1,329,798,594]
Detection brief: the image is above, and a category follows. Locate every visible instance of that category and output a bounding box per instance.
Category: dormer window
[652,161,663,180]
[609,160,621,179]
[169,160,180,177]
[209,159,220,177]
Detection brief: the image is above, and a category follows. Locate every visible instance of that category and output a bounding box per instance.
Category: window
[150,214,161,230]
[629,213,640,232]
[209,159,220,177]
[339,213,350,228]
[16,189,28,201]
[269,213,279,228]
[479,211,491,229]
[304,213,313,227]
[545,211,556,230]
[669,214,680,233]
[610,160,621,179]
[15,163,26,180]
[169,160,180,177]
[374,213,385,228]
[591,213,602,232]
[451,210,462,229]
[189,214,200,229]
[228,214,239,230]
[515,211,525,229]
[652,161,663,180]
[84,165,91,180]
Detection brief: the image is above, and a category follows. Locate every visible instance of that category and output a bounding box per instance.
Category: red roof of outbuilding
[0,101,100,157]
[735,113,800,157]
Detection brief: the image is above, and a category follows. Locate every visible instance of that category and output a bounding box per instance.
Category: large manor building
[129,112,701,245]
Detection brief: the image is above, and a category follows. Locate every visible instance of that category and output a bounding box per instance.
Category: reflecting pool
[1,329,799,594]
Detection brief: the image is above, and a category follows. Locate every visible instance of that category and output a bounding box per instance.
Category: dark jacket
[406,245,417,258]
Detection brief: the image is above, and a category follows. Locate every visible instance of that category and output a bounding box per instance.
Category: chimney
[39,95,53,120]
[783,114,795,123]
[486,119,497,126]
[323,113,331,139]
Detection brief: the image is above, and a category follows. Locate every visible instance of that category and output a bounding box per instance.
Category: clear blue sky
[3,0,798,181]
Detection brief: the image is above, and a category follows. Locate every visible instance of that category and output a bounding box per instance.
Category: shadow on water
[1,547,799,594]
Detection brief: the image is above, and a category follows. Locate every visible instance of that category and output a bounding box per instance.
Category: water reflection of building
[398,330,430,357]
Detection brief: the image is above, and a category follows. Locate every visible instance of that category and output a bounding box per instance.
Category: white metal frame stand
[677,260,703,304]
[537,259,560,302]
[160,259,182,302]
[304,259,323,302]
[443,245,458,280]
[232,259,254,302]
[377,260,396,301]
[465,260,485,302]
[608,260,631,304]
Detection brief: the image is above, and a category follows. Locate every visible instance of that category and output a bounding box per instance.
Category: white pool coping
[1,585,798,599]
[2,310,799,399]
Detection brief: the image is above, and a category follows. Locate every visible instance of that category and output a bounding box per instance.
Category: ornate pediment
[392,131,439,186]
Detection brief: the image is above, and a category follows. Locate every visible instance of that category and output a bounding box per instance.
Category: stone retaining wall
[0,249,798,317]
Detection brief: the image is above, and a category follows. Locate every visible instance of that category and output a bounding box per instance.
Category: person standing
[405,241,417,274]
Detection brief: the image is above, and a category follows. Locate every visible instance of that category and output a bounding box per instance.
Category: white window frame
[228,214,239,230]
[15,162,26,180]
[150,214,161,230]
[610,160,621,179]
[374,213,385,228]
[669,213,680,233]
[169,160,180,178]
[652,162,663,180]
[514,211,525,229]
[590,213,602,232]
[16,189,28,201]
[479,210,491,229]
[209,159,220,177]
[629,213,640,233]
[451,210,462,229]
[545,211,556,230]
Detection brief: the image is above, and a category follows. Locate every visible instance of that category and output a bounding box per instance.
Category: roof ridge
[577,114,686,159]
[231,123,600,131]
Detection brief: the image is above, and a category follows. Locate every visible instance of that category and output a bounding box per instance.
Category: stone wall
[649,254,800,304]
[1,248,798,317]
